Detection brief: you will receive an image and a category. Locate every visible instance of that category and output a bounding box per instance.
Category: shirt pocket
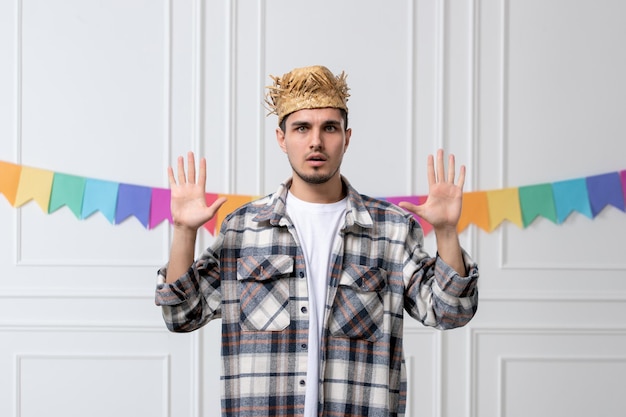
[237,255,293,331]
[329,264,387,342]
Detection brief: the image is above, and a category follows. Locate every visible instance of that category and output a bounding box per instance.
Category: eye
[324,125,337,132]
[296,125,307,133]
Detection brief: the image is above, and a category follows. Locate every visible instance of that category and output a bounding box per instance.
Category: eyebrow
[290,121,311,128]
[289,119,342,128]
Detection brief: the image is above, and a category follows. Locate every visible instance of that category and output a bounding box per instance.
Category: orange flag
[486,188,523,229]
[458,191,490,233]
[14,166,55,212]
[0,161,22,206]
[214,194,254,235]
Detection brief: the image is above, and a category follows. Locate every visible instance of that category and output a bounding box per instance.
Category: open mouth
[307,153,327,162]
[306,154,327,167]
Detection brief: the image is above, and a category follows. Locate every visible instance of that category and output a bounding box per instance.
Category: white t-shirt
[286,191,347,417]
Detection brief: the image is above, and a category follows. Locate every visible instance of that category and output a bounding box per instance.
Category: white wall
[1,1,625,416]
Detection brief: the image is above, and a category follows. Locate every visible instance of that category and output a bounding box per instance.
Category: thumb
[398,201,423,217]
[207,197,228,218]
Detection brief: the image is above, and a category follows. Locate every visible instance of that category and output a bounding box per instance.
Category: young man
[156,65,479,417]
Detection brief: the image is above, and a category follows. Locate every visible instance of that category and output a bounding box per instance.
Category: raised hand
[168,151,227,231]
[399,149,465,233]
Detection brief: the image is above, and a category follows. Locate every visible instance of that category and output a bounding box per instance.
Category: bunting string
[1,160,625,236]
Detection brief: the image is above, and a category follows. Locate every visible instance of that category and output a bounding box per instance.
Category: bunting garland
[1,160,625,236]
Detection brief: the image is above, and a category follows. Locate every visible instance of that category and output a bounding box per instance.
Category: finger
[197,157,207,188]
[447,153,456,183]
[176,156,186,184]
[436,149,445,183]
[187,152,196,184]
[457,164,466,189]
[426,154,436,186]
[167,166,176,187]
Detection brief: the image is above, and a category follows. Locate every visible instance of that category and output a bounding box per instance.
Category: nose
[309,127,323,149]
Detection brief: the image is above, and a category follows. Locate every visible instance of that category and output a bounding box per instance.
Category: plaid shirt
[155,177,479,417]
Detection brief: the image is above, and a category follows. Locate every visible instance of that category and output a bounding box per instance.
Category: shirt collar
[252,176,373,229]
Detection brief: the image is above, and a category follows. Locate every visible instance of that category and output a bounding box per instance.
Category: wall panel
[404,328,441,417]
[475,0,626,298]
[470,327,626,417]
[17,353,168,417]
[0,325,198,417]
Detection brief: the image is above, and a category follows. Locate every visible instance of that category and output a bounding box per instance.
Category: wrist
[433,225,459,240]
[173,224,199,241]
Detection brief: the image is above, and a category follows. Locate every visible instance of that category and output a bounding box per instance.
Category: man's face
[276,108,351,186]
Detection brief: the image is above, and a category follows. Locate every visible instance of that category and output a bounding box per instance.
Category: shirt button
[301,306,308,314]
[301,343,307,350]
[299,272,305,278]
[299,379,306,386]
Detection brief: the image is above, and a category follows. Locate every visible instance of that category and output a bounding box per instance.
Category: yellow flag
[14,167,55,212]
[486,187,523,229]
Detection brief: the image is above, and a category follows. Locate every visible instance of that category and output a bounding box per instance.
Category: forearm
[434,227,466,277]
[165,226,199,283]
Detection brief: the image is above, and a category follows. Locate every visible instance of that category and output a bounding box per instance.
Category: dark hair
[279,108,349,133]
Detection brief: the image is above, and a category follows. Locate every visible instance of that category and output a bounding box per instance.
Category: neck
[289,174,346,204]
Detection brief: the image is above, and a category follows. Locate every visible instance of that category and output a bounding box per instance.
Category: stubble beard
[293,167,338,185]
[290,161,341,185]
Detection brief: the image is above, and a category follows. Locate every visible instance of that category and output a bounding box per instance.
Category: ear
[276,127,287,153]
[343,128,352,153]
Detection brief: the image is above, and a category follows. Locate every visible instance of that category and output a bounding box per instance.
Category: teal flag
[552,178,593,223]
[81,179,119,223]
[49,173,86,218]
[518,183,557,226]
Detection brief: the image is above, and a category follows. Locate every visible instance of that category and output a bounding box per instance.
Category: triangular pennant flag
[458,191,490,232]
[149,188,172,229]
[622,170,626,203]
[0,161,22,206]
[81,179,119,223]
[14,166,55,212]
[486,188,523,229]
[552,178,593,223]
[214,194,254,235]
[202,193,220,235]
[49,173,86,218]
[586,172,625,216]
[115,183,152,227]
[385,196,433,236]
[518,183,557,226]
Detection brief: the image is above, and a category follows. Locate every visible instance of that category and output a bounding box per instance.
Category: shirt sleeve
[154,238,223,333]
[403,221,479,330]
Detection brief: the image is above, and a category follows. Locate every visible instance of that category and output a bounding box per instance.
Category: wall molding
[478,290,626,302]
[13,0,173,268]
[0,288,155,300]
[497,354,626,416]
[467,325,626,417]
[15,353,170,417]
[404,326,443,417]
[0,323,165,331]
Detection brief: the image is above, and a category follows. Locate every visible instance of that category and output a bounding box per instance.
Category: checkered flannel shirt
[155,177,479,417]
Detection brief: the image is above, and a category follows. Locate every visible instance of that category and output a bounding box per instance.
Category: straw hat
[265,65,350,124]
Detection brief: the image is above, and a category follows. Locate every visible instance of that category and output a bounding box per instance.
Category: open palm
[168,152,226,231]
[399,149,465,231]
